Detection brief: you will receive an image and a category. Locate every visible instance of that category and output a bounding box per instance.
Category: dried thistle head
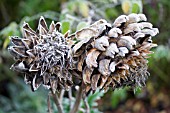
[70,13,159,92]
[8,17,72,92]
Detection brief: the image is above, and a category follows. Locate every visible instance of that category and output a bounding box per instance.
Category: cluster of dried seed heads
[8,13,159,93]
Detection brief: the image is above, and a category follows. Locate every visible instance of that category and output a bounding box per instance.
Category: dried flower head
[8,17,72,92]
[70,13,159,92]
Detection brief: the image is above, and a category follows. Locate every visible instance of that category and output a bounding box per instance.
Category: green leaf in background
[111,88,127,108]
[0,22,20,49]
[78,1,89,17]
[61,21,71,34]
[121,0,143,14]
[76,22,89,31]
[132,3,140,13]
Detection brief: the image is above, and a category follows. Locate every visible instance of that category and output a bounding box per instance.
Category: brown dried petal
[72,37,91,54]
[113,15,129,27]
[8,46,27,58]
[86,48,100,68]
[83,66,93,84]
[127,13,140,23]
[76,28,98,40]
[138,14,147,21]
[108,28,122,38]
[11,37,24,46]
[98,59,111,76]
[91,74,100,90]
[32,75,43,91]
[99,76,108,89]
[49,21,56,33]
[105,43,119,58]
[94,36,109,51]
[22,22,36,37]
[124,23,141,34]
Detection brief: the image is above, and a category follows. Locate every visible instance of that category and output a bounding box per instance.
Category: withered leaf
[83,66,93,84]
[99,76,108,89]
[98,59,111,76]
[32,75,43,91]
[22,22,36,36]
[127,13,140,23]
[94,36,109,51]
[72,36,92,54]
[11,36,24,46]
[108,28,122,38]
[113,15,129,27]
[86,48,100,68]
[48,21,56,33]
[39,16,48,32]
[77,53,86,72]
[109,62,117,72]
[76,28,98,40]
[118,47,129,57]
[138,14,147,21]
[8,46,27,58]
[91,74,100,90]
[105,43,119,58]
[11,61,28,72]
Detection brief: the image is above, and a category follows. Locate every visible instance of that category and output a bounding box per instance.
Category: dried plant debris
[8,14,158,93]
[70,13,158,92]
[8,16,72,93]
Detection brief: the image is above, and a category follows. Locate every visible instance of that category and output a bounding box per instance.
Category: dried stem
[68,89,74,109]
[51,91,64,113]
[59,89,65,102]
[69,84,84,113]
[47,93,52,113]
[83,97,90,113]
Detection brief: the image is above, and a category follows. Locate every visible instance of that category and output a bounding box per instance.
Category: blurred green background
[0,0,170,113]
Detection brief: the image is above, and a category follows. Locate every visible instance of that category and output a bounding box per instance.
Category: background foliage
[0,0,170,113]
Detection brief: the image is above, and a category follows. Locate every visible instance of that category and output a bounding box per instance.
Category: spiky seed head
[8,17,72,93]
[70,13,159,92]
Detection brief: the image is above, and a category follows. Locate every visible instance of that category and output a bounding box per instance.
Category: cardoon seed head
[69,13,159,92]
[8,17,72,92]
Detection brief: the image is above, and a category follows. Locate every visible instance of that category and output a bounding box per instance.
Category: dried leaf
[11,36,24,46]
[77,53,86,71]
[39,16,48,32]
[72,36,92,54]
[22,22,36,36]
[138,14,147,21]
[76,28,97,40]
[91,74,100,90]
[94,36,109,51]
[109,62,117,72]
[98,59,111,76]
[113,15,129,27]
[8,46,27,58]
[99,76,108,89]
[86,48,100,68]
[49,21,56,33]
[108,28,122,38]
[118,47,129,56]
[31,75,43,91]
[138,22,153,29]
[124,23,141,34]
[121,36,136,45]
[83,66,93,84]
[127,13,140,23]
[11,61,28,72]
[105,43,119,58]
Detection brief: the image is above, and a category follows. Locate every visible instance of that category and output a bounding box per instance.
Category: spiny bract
[8,16,72,93]
[69,13,159,92]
